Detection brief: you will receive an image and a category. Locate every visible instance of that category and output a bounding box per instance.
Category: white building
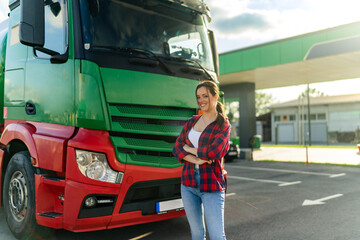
[269,94,360,144]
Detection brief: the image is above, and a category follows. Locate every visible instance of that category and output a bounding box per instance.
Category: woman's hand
[183,143,216,165]
[183,144,191,152]
[183,144,198,156]
[183,154,211,165]
[196,158,211,165]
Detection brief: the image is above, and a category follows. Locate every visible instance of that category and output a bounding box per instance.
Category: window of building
[274,116,280,122]
[300,113,326,121]
[317,113,326,120]
[300,114,307,121]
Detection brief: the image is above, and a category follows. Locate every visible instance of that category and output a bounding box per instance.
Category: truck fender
[0,122,38,163]
[0,122,37,207]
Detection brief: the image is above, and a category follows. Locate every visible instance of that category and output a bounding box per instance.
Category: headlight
[75,150,123,184]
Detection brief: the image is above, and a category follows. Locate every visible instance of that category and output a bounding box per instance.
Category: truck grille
[109,104,196,168]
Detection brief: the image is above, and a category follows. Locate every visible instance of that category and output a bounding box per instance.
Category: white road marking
[329,173,346,178]
[231,166,346,178]
[278,181,302,186]
[302,194,343,206]
[228,176,301,187]
[226,193,236,197]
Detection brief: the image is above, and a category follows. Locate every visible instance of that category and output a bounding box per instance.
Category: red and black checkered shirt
[173,115,230,192]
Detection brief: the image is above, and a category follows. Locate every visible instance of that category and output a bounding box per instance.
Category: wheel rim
[8,171,28,222]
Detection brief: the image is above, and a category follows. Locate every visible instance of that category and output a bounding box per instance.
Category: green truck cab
[0,0,219,238]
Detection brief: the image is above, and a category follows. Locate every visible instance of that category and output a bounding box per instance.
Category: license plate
[156,199,183,213]
[228,152,237,156]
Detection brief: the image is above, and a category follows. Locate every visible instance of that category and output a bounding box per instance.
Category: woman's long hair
[196,81,227,127]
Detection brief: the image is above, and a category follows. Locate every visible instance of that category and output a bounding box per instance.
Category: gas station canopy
[219,21,360,89]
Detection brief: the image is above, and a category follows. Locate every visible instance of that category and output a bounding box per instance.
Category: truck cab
[0,0,219,238]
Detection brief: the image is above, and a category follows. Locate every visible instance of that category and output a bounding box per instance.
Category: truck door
[24,0,75,125]
[4,6,27,120]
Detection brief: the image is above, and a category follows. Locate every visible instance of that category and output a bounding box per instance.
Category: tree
[224,91,276,121]
[225,101,239,123]
[255,91,276,116]
[298,87,326,99]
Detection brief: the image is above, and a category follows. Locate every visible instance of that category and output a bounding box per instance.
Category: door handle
[25,102,36,115]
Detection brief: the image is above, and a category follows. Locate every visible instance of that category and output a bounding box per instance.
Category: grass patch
[261,144,356,149]
[259,159,360,167]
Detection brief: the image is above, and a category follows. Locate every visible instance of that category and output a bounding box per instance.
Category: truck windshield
[79,0,214,71]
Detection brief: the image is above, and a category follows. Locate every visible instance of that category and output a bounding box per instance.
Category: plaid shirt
[173,115,231,192]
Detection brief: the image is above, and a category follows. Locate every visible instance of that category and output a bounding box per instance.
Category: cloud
[0,1,8,23]
[0,19,8,31]
[206,0,360,53]
[247,0,307,11]
[214,12,270,35]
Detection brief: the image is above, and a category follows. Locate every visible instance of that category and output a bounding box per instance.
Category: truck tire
[2,151,43,239]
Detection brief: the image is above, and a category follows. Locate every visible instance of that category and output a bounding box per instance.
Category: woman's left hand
[207,159,216,164]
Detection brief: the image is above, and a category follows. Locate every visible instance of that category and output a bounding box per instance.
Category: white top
[188,127,202,169]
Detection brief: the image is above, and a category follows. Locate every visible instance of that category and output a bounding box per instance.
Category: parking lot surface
[1,160,360,239]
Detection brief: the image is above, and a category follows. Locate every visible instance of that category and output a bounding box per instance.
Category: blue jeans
[181,169,226,240]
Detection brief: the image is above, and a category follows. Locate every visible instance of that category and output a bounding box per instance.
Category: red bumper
[36,158,184,232]
[36,128,184,232]
[62,177,184,232]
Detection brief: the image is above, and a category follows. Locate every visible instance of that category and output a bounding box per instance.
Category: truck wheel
[3,151,40,239]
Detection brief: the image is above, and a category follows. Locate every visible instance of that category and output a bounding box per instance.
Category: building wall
[328,103,360,132]
[271,108,298,143]
[271,102,360,144]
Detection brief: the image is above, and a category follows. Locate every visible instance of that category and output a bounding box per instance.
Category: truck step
[42,176,65,188]
[37,212,63,229]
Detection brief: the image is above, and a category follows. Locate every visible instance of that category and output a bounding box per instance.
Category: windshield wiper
[160,56,214,81]
[90,45,173,75]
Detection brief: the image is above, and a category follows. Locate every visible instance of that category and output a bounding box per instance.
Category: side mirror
[19,0,45,47]
[208,30,219,76]
[50,2,61,17]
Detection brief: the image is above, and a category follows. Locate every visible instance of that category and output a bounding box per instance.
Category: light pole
[307,83,311,146]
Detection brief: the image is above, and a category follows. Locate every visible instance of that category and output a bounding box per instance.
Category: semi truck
[0,0,219,238]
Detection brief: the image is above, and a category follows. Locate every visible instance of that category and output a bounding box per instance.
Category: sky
[203,0,360,103]
[205,0,360,53]
[0,0,360,102]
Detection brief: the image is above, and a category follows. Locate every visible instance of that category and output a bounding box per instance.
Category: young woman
[173,81,231,240]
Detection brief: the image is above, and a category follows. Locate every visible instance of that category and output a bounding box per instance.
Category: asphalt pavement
[224,160,360,240]
[1,148,360,239]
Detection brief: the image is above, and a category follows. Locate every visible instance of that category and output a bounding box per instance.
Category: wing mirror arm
[208,30,219,76]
